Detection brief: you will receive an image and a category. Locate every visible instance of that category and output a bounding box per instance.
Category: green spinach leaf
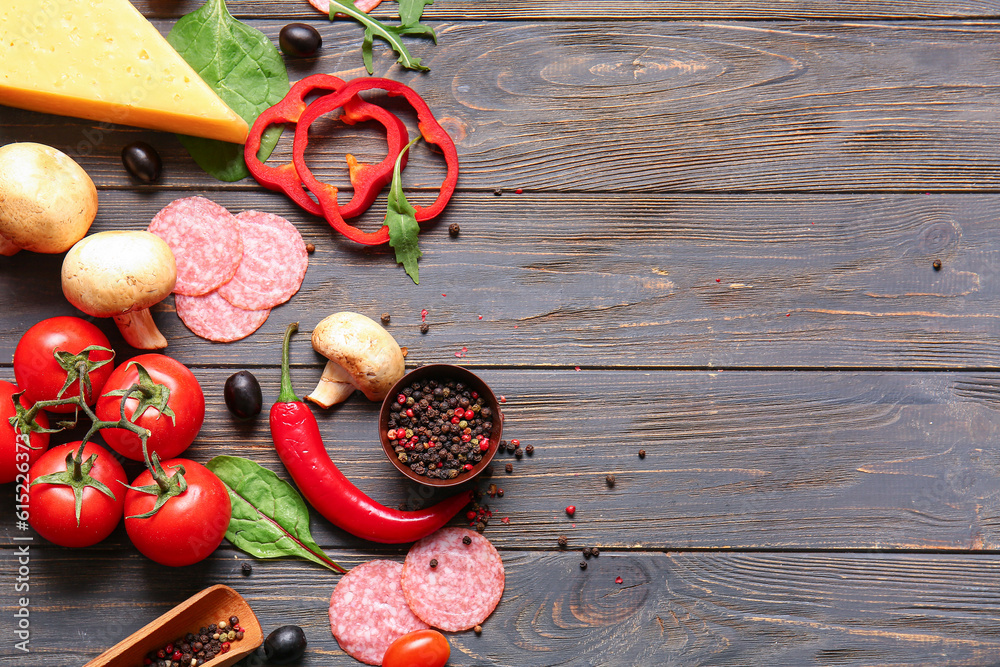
[329,0,435,74]
[386,136,423,283]
[205,455,345,573]
[167,0,290,181]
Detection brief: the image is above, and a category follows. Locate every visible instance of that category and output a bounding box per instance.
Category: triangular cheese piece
[0,0,249,144]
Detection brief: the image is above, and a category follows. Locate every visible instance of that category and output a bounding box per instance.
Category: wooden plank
[6,548,1000,666]
[4,369,1000,550]
[132,0,1000,20]
[6,21,1000,193]
[2,192,997,369]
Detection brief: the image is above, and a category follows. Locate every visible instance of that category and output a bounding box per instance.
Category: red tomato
[13,316,114,413]
[27,440,127,547]
[95,354,205,461]
[382,629,450,667]
[1,380,50,484]
[124,458,231,567]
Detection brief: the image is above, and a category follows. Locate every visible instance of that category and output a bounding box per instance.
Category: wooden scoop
[83,584,262,667]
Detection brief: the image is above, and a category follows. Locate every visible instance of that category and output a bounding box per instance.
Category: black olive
[279,23,322,57]
[121,141,162,183]
[263,625,307,664]
[224,371,263,420]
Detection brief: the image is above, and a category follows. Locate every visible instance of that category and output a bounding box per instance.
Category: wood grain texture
[4,368,1000,551]
[6,21,1000,193]
[5,549,1000,666]
[2,192,997,369]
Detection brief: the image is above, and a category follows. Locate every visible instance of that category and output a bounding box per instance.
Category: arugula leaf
[398,0,435,28]
[329,0,435,74]
[205,455,346,573]
[167,0,290,181]
[386,136,423,283]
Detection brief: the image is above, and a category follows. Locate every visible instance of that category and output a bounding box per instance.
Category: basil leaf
[167,0,290,181]
[329,0,432,73]
[386,136,423,284]
[206,455,345,573]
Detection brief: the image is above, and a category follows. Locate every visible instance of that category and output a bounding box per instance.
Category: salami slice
[175,291,270,343]
[329,560,429,666]
[148,197,243,296]
[310,0,381,15]
[217,210,308,311]
[401,528,505,632]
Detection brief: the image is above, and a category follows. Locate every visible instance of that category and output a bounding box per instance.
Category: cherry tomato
[13,316,114,413]
[96,354,205,461]
[1,381,50,484]
[28,440,127,547]
[124,458,231,567]
[382,629,450,667]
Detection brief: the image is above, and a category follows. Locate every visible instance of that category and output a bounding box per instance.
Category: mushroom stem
[113,309,167,350]
[306,360,357,408]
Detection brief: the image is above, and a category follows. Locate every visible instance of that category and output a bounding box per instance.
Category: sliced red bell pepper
[244,73,409,219]
[292,77,459,246]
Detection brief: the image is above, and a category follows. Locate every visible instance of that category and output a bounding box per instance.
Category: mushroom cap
[311,312,405,401]
[61,230,177,317]
[0,142,98,253]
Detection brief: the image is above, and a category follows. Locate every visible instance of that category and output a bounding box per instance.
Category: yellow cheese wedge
[0,0,249,144]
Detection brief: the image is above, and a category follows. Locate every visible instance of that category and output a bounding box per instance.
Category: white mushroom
[61,230,177,349]
[0,142,98,254]
[307,312,405,408]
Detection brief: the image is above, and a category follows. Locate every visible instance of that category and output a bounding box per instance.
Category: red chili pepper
[270,323,471,543]
[292,77,460,245]
[245,74,409,219]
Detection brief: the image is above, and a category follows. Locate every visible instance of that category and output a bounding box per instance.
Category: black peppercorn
[933,259,942,271]
[505,463,513,473]
[583,547,593,558]
[463,535,472,545]
[420,322,429,334]
[494,188,502,196]
[579,561,587,570]
[638,449,646,459]
[525,444,534,455]
[381,312,391,324]
[305,243,316,253]
[557,535,568,548]
[591,547,600,557]
[241,562,252,576]
[430,558,438,568]
[449,223,460,237]
[606,474,616,487]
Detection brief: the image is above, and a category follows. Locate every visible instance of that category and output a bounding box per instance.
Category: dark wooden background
[4,1,1000,665]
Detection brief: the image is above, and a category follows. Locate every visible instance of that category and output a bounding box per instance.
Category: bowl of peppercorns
[379,364,503,487]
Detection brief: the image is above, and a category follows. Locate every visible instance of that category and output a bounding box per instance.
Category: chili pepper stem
[279,322,301,404]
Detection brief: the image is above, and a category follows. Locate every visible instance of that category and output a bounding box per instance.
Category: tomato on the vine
[95,354,205,461]
[382,629,451,667]
[124,458,231,567]
[1,380,50,485]
[28,440,127,547]
[13,316,114,413]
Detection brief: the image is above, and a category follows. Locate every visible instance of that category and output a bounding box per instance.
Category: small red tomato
[382,629,450,667]
[13,316,114,413]
[124,458,230,567]
[28,441,127,547]
[96,354,205,461]
[1,380,50,484]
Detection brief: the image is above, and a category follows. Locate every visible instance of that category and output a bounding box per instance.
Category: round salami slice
[175,291,270,343]
[329,560,429,666]
[217,210,308,311]
[401,528,505,632]
[148,196,243,296]
[311,0,381,15]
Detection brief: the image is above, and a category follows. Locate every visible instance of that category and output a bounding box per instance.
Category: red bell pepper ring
[292,77,460,246]
[244,74,409,219]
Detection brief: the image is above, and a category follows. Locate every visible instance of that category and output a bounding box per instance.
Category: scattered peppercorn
[419,322,429,334]
[933,259,942,271]
[606,474,616,487]
[305,243,316,253]
[638,449,646,459]
[557,535,568,548]
[463,535,472,545]
[494,188,502,196]
[565,505,576,517]
[525,444,534,455]
[579,561,587,570]
[474,625,483,635]
[430,558,438,568]
[449,223,461,237]
[514,447,523,459]
[241,562,252,576]
[497,488,504,498]
[381,312,391,325]
[505,463,513,473]
[583,547,592,558]
[591,547,600,557]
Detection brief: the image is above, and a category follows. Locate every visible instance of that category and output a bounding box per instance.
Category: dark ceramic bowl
[379,364,503,488]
